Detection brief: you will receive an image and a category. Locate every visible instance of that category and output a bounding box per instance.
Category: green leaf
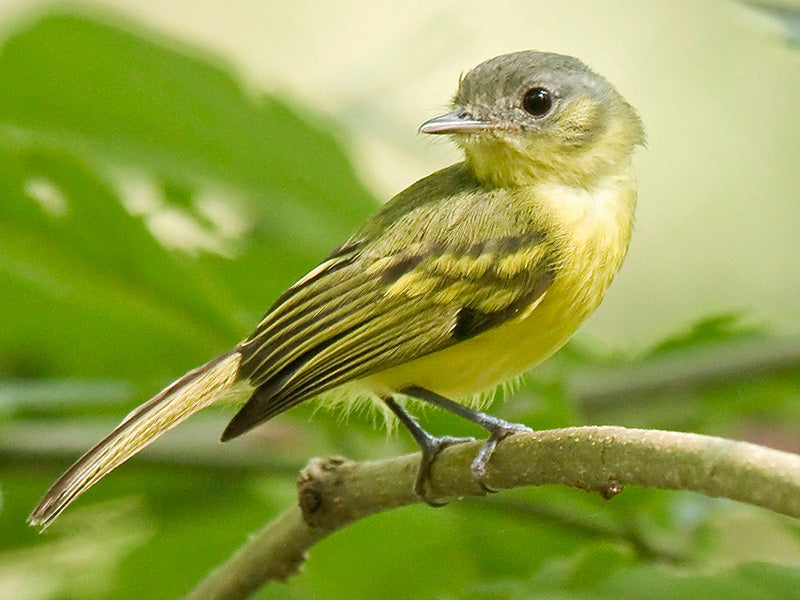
[648,313,763,356]
[0,10,378,384]
[0,141,239,382]
[0,11,375,228]
[596,562,800,600]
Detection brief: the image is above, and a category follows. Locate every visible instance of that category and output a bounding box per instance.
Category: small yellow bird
[30,50,644,527]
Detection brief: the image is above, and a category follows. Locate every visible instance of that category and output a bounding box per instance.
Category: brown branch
[185,426,800,600]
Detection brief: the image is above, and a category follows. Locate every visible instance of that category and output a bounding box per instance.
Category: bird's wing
[224,168,556,440]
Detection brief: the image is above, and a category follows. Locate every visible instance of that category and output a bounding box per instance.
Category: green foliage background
[1,8,799,599]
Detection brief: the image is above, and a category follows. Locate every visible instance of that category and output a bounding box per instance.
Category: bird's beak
[418,109,494,135]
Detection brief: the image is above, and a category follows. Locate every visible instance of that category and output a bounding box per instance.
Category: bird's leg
[382,397,474,506]
[401,386,532,487]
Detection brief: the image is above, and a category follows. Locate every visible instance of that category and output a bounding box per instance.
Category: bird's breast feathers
[363,167,637,401]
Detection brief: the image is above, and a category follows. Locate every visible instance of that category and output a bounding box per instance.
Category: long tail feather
[29,352,246,529]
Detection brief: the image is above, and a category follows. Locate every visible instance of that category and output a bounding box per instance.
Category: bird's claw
[415,435,475,506]
[470,422,533,490]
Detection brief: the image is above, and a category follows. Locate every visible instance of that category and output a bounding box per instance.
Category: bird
[29,50,644,528]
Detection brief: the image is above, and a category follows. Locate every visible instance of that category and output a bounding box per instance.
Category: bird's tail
[29,352,246,529]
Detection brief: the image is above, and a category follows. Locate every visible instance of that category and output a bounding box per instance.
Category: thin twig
[1,420,303,474]
[571,336,800,410]
[186,426,800,600]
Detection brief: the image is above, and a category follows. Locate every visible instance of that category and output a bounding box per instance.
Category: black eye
[522,87,553,117]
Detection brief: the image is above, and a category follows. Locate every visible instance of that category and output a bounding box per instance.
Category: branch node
[297,456,353,528]
[599,476,625,500]
[274,551,308,582]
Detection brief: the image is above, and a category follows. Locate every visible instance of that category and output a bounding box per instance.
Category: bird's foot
[415,434,475,506]
[470,421,533,491]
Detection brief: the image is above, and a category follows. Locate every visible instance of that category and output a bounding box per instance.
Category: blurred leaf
[741,2,800,46]
[688,506,800,568]
[532,542,637,592]
[648,313,763,356]
[0,140,242,382]
[0,499,153,600]
[0,10,375,231]
[566,316,800,437]
[459,551,800,600]
[592,562,800,600]
[0,10,377,386]
[0,379,134,416]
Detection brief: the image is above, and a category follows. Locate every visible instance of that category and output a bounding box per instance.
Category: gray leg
[401,386,532,483]
[382,397,474,506]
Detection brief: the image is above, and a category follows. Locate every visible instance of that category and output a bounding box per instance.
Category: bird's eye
[522,87,553,117]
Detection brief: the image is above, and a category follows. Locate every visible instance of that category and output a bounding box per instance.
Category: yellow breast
[363,167,637,404]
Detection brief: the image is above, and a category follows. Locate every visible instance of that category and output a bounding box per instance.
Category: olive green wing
[223,229,554,441]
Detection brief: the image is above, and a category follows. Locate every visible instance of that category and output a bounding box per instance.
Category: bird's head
[420,51,645,188]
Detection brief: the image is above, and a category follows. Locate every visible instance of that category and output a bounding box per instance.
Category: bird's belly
[361,176,635,406]
[362,272,604,404]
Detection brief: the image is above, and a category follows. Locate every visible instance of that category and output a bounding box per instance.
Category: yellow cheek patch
[558,97,602,141]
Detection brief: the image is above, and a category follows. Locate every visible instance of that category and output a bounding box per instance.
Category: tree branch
[571,336,800,410]
[186,426,800,600]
